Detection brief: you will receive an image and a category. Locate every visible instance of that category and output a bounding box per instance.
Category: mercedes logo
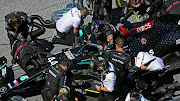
[0,87,7,93]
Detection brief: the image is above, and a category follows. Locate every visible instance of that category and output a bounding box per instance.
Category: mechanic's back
[42,58,72,101]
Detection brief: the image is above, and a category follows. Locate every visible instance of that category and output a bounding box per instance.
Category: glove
[27,35,31,42]
[89,10,93,15]
[17,33,25,42]
[104,10,108,16]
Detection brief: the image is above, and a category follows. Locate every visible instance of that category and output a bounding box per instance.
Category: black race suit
[5,12,33,47]
[42,65,66,101]
[103,49,132,99]
[5,11,45,48]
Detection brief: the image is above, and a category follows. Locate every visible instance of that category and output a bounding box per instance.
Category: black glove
[27,35,31,42]
[89,10,93,15]
[17,33,25,42]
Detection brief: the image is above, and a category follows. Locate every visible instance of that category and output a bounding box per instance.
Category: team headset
[6,12,27,30]
[99,60,109,71]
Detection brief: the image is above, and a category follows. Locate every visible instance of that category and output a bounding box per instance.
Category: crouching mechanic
[132,52,164,86]
[5,11,33,48]
[96,60,117,101]
[42,58,78,101]
[135,52,164,71]
[52,7,89,46]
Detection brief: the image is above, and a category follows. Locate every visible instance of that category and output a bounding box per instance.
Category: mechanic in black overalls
[5,11,33,48]
[102,37,133,100]
[5,11,45,64]
[41,58,74,101]
[92,0,112,22]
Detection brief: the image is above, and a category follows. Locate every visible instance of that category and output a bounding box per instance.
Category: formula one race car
[0,42,103,99]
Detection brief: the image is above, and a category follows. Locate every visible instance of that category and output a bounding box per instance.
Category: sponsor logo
[136,21,153,33]
[64,51,75,60]
[0,87,7,93]
[8,83,12,89]
[149,49,154,55]
[112,58,124,64]
[20,75,29,81]
[49,69,57,78]
[13,80,19,86]
[141,38,147,44]
[48,57,58,66]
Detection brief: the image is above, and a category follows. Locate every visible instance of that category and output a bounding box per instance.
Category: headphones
[99,60,109,70]
[5,12,27,29]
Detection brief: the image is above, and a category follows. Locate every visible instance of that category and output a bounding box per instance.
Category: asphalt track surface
[1,0,180,101]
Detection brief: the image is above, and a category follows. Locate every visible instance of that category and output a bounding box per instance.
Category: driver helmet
[91,20,101,34]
